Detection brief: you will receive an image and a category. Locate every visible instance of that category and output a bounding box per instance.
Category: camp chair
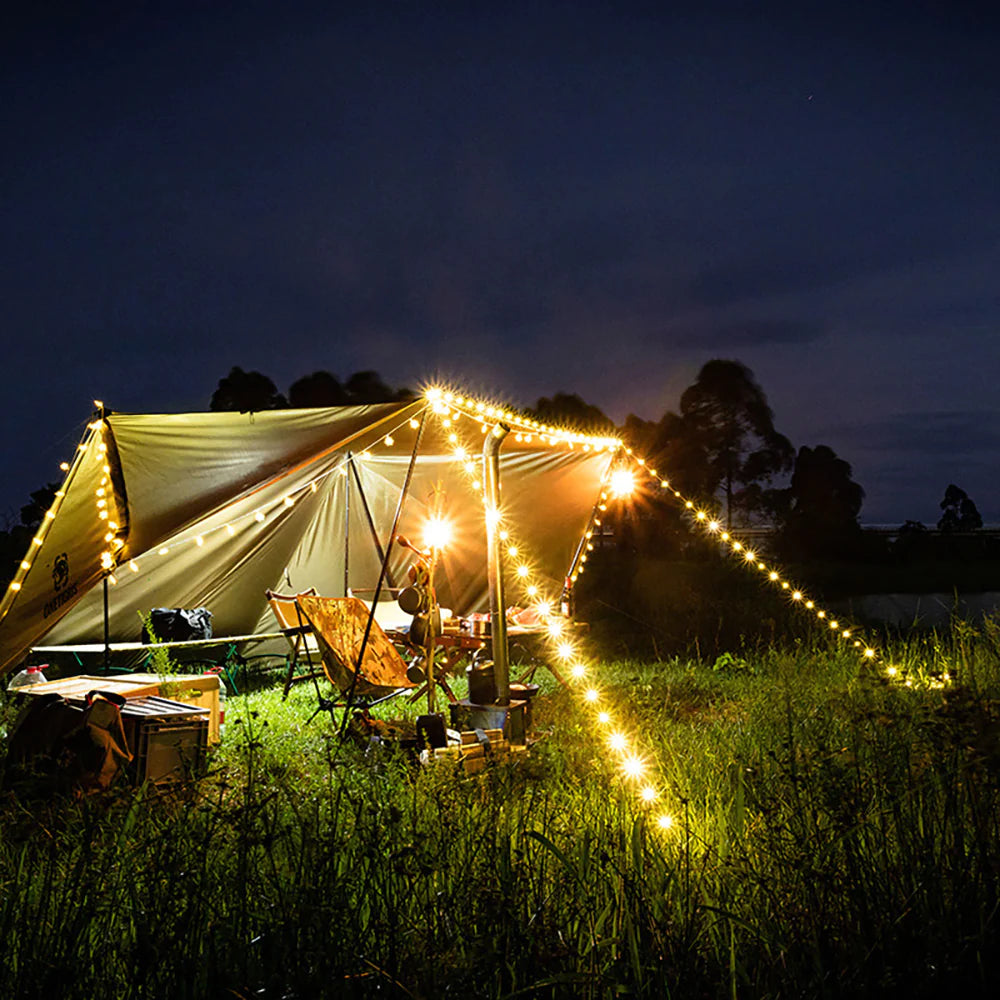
[266,588,322,698]
[295,595,418,700]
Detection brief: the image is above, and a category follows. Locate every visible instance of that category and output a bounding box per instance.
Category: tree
[775,444,865,560]
[343,370,413,403]
[675,360,794,527]
[288,371,351,407]
[937,483,983,532]
[1,482,58,586]
[210,367,287,412]
[528,392,615,434]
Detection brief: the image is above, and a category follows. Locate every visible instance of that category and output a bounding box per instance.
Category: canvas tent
[0,392,619,676]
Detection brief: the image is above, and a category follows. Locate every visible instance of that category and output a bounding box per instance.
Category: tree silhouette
[938,483,983,532]
[0,482,58,586]
[528,392,615,433]
[288,371,351,407]
[343,370,413,403]
[210,367,287,412]
[775,444,865,560]
[675,360,794,527]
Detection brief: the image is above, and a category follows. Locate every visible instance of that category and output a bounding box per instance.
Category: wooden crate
[432,728,523,775]
[16,673,222,744]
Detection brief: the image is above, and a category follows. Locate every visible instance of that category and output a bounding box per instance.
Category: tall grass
[2,623,1000,997]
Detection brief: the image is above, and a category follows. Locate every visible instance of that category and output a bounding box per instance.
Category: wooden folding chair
[266,588,323,698]
[295,596,418,699]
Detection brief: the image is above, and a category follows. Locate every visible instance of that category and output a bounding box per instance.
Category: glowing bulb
[597,711,610,724]
[9,581,21,591]
[526,584,538,597]
[640,786,657,802]
[59,461,70,472]
[817,610,826,619]
[384,435,394,446]
[409,418,419,429]
[805,600,814,609]
[255,511,265,522]
[158,547,169,555]
[283,496,294,507]
[129,560,139,572]
[558,642,574,659]
[570,663,586,679]
[517,565,529,578]
[195,536,204,547]
[622,756,645,779]
[657,814,674,831]
[708,521,720,532]
[608,468,636,499]
[864,648,876,659]
[792,591,802,600]
[608,731,627,752]
[422,516,453,551]
[20,561,30,571]
[585,688,599,703]
[226,524,236,536]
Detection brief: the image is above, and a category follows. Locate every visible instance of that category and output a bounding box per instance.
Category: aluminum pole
[482,422,510,704]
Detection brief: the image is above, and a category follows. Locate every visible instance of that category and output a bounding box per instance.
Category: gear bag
[4,690,133,795]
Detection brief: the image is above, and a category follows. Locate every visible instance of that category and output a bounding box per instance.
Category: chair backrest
[296,595,414,694]
[265,588,317,630]
[265,588,320,654]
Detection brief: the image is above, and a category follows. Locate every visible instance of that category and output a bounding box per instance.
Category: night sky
[3,2,998,525]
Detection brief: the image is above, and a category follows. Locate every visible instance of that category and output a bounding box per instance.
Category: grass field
[3,621,1000,998]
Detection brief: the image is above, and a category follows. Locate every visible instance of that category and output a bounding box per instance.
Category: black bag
[4,691,133,796]
[142,607,213,643]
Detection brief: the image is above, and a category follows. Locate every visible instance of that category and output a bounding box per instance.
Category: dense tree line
[0,361,990,590]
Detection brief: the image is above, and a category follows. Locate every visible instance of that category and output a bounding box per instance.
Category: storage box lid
[120,696,210,720]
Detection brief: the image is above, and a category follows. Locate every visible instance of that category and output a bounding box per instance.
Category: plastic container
[7,663,48,691]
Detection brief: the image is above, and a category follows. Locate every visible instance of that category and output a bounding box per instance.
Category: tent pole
[343,452,351,596]
[350,458,398,591]
[483,422,511,705]
[338,410,427,736]
[102,574,110,675]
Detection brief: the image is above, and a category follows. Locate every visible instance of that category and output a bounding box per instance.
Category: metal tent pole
[482,422,511,705]
[338,411,427,736]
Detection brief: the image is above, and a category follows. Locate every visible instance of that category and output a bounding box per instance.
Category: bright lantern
[608,468,636,499]
[423,516,453,551]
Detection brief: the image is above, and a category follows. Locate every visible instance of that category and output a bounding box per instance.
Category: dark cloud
[823,411,1000,458]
